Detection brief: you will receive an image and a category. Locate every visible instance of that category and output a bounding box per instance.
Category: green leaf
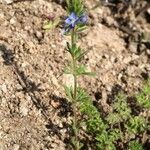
[64,63,95,76]
[76,25,87,33]
[71,137,83,150]
[128,140,143,150]
[64,62,74,74]
[74,64,95,76]
[43,21,53,30]
[136,80,150,109]
[66,44,84,61]
[106,113,122,125]
[109,129,122,141]
[125,116,146,134]
[43,19,60,30]
[64,85,74,101]
[76,88,90,102]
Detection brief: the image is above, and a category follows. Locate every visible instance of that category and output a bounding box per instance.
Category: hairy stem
[71,28,79,150]
[71,28,77,100]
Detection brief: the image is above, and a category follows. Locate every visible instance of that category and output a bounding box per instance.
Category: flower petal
[71,21,76,28]
[81,15,87,23]
[69,12,77,20]
[78,14,87,24]
[65,18,71,24]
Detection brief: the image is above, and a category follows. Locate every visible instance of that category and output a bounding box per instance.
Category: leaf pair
[67,42,88,61]
[66,42,82,60]
[64,63,95,76]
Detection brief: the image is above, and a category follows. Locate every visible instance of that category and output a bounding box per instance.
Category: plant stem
[71,28,75,48]
[142,110,149,144]
[71,28,77,100]
[71,28,79,150]
[118,123,124,149]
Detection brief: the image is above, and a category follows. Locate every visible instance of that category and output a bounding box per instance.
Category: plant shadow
[0,44,48,116]
[0,43,72,146]
[49,94,73,117]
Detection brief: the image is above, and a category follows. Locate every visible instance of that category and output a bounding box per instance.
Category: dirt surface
[0,0,150,149]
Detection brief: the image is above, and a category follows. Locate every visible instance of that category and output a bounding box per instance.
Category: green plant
[136,80,150,109]
[106,94,132,149]
[75,88,110,150]
[125,116,146,136]
[105,81,150,149]
[136,80,150,144]
[128,140,143,150]
[63,0,93,149]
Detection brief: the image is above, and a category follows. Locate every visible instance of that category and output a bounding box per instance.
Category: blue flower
[63,12,87,33]
[65,12,79,28]
[78,14,87,24]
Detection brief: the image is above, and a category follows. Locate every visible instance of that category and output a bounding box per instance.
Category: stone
[0,84,7,93]
[10,17,17,25]
[35,31,43,40]
[123,56,132,64]
[147,8,150,15]
[0,12,4,20]
[129,42,137,53]
[2,0,13,4]
[13,144,20,150]
[20,101,29,116]
[20,106,28,116]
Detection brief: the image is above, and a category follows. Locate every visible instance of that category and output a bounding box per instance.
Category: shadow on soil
[49,94,73,117]
[0,43,72,147]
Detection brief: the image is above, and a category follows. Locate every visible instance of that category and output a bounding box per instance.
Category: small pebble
[0,84,7,93]
[35,31,43,40]
[10,17,16,25]
[3,0,13,4]
[147,8,150,15]
[13,144,20,150]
